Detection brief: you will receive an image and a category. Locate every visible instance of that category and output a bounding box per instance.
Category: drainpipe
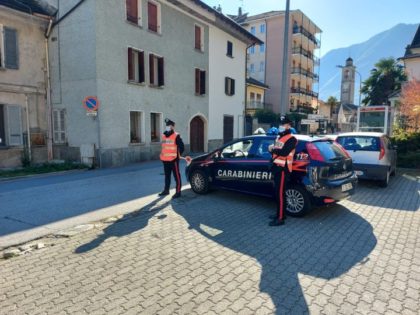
[45,18,54,161]
[25,94,32,163]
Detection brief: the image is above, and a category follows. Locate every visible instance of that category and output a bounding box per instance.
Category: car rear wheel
[190,170,209,194]
[379,170,390,188]
[285,186,311,217]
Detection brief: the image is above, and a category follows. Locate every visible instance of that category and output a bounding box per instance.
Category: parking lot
[0,171,419,315]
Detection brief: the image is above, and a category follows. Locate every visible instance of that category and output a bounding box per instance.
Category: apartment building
[233,10,321,115]
[0,0,56,168]
[46,0,260,166]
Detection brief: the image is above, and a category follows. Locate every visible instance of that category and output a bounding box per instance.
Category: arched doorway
[190,116,205,152]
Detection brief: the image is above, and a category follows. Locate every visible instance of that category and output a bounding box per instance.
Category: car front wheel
[190,170,209,194]
[285,186,312,217]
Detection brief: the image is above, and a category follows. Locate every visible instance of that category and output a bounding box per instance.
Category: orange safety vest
[272,134,296,172]
[160,132,179,162]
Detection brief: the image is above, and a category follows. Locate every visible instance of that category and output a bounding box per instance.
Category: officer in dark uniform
[268,116,297,226]
[159,119,185,199]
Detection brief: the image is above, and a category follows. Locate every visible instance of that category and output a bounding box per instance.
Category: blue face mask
[278,126,286,133]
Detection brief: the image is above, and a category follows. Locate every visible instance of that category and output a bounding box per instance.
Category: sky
[202,0,420,56]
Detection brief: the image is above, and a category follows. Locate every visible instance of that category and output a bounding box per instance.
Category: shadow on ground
[172,190,377,314]
[74,197,169,253]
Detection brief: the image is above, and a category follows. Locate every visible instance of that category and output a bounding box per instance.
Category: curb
[0,168,89,182]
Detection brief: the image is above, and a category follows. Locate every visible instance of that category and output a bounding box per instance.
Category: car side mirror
[213,151,221,160]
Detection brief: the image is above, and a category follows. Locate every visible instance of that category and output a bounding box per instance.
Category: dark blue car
[186,135,358,216]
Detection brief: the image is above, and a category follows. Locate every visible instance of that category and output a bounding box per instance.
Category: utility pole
[280,0,290,116]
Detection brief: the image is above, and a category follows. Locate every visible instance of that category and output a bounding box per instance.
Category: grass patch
[0,162,89,179]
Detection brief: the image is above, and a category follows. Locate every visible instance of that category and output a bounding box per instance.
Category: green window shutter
[6,105,22,146]
[4,27,19,69]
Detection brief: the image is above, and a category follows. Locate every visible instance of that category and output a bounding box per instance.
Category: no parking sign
[83,96,100,116]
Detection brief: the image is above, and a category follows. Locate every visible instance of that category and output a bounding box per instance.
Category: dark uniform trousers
[163,159,181,193]
[273,164,291,220]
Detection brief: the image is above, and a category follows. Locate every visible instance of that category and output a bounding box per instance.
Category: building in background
[45,0,259,167]
[244,77,269,135]
[339,58,356,105]
[0,0,56,168]
[400,25,420,80]
[232,10,321,116]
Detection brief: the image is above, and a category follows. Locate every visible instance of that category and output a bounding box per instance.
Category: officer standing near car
[159,118,184,199]
[268,116,297,226]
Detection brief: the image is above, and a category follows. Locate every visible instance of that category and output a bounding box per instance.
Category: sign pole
[280,0,291,116]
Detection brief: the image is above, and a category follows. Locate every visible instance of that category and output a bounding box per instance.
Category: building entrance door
[190,116,205,152]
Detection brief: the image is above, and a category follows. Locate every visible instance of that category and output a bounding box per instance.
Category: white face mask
[165,126,172,132]
[278,126,286,133]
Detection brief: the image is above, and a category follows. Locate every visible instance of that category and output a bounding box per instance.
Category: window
[147,1,160,33]
[53,109,66,144]
[149,53,164,87]
[250,63,254,73]
[195,68,206,95]
[250,92,255,101]
[255,138,274,159]
[249,46,255,54]
[222,139,254,159]
[0,105,22,146]
[126,0,141,25]
[0,26,18,69]
[260,43,265,53]
[259,61,265,72]
[130,111,143,143]
[225,77,235,96]
[227,41,233,57]
[150,113,161,142]
[256,94,262,102]
[260,24,266,33]
[250,26,256,35]
[223,115,234,144]
[128,48,145,83]
[194,24,204,51]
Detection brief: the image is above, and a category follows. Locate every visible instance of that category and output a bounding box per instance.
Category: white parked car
[336,132,397,187]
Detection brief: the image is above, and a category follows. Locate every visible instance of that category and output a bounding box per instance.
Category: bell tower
[340,57,356,105]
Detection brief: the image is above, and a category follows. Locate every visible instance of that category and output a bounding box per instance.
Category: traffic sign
[301,119,316,124]
[83,96,100,112]
[308,114,325,120]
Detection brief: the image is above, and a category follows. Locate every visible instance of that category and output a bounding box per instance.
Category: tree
[399,79,420,131]
[361,58,407,106]
[326,96,339,116]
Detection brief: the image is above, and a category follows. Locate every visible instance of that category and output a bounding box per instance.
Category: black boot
[269,219,285,226]
[172,192,181,199]
[269,215,287,220]
[158,190,169,196]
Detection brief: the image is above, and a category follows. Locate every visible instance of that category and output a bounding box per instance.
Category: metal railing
[246,101,273,111]
[292,26,321,47]
[290,87,319,98]
[291,67,319,81]
[291,47,320,65]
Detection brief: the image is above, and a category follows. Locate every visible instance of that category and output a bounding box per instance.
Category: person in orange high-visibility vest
[268,116,297,226]
[159,118,184,199]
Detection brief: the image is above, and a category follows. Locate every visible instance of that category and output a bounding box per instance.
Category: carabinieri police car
[185,134,358,217]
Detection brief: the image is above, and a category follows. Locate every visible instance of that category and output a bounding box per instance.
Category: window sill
[226,54,234,59]
[194,93,206,97]
[149,84,164,89]
[147,29,162,36]
[128,80,146,86]
[194,48,204,54]
[126,20,143,29]
[129,142,146,146]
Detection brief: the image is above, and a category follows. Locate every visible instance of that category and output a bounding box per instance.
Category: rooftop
[0,0,57,16]
[246,77,269,89]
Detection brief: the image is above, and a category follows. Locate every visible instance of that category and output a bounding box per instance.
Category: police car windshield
[314,141,348,160]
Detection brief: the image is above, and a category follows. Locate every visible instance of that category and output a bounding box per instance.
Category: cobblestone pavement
[1,174,419,315]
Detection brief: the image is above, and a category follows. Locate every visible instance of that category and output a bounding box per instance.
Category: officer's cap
[165,118,175,126]
[279,116,292,125]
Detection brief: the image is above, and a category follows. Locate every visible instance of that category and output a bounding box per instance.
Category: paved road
[0,161,189,248]
[1,172,419,314]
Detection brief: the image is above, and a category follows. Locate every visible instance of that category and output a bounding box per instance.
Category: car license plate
[342,183,353,192]
[355,170,364,176]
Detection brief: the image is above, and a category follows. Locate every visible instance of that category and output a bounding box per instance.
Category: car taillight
[379,138,385,160]
[334,141,351,158]
[306,143,325,162]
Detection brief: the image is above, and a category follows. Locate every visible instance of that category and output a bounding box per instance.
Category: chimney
[238,7,242,16]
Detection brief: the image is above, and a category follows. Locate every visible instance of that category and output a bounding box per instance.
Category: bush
[254,109,279,124]
[397,151,420,168]
[391,130,420,154]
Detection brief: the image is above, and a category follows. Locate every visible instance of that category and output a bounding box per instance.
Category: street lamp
[336,65,362,106]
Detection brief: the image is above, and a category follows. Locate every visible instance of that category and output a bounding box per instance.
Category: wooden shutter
[149,53,155,85]
[138,51,145,83]
[231,79,235,95]
[158,57,164,86]
[195,25,201,50]
[225,77,229,95]
[126,0,138,23]
[195,68,200,94]
[6,105,22,146]
[227,41,233,56]
[4,27,18,69]
[200,70,206,95]
[128,48,134,81]
[53,109,66,143]
[148,2,158,32]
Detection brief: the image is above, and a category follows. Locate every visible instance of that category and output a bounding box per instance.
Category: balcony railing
[290,104,316,114]
[291,67,319,81]
[290,87,319,98]
[291,47,320,65]
[292,26,321,47]
[246,101,273,111]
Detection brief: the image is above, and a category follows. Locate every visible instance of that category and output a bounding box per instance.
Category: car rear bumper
[353,163,388,180]
[311,174,358,205]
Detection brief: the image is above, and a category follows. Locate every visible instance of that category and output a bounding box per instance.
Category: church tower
[340,57,356,104]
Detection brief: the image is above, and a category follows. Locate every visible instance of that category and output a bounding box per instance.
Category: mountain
[319,23,419,102]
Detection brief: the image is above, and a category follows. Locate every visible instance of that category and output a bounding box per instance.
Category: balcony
[290,87,319,98]
[290,104,316,114]
[291,67,319,81]
[292,26,320,47]
[291,47,320,65]
[245,101,273,115]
